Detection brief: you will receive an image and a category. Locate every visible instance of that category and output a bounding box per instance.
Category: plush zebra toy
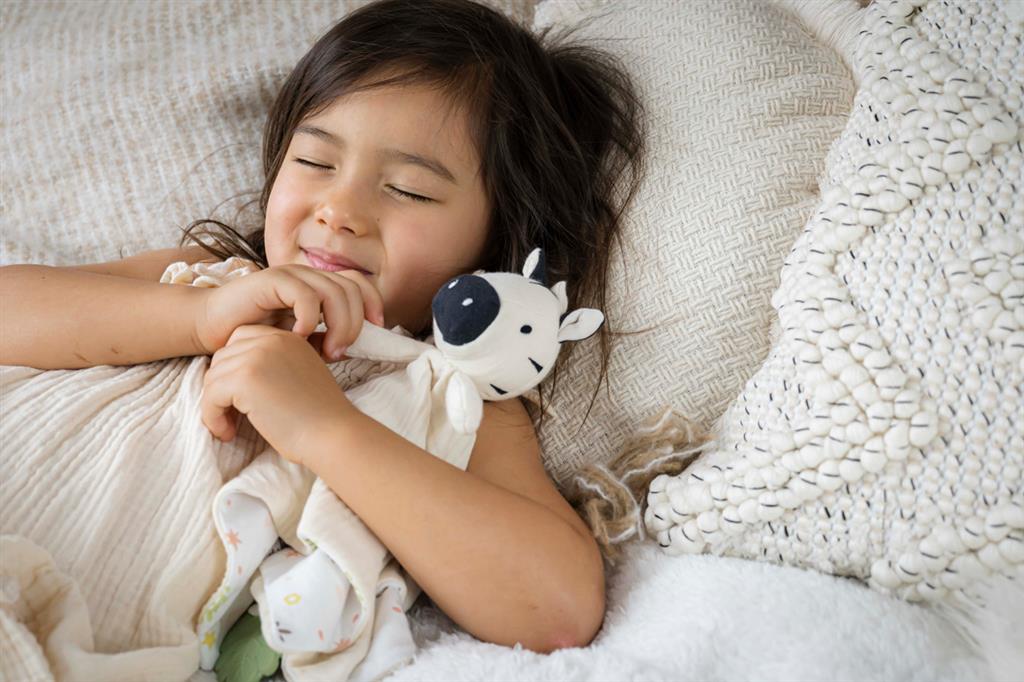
[428,247,605,422]
[343,246,605,433]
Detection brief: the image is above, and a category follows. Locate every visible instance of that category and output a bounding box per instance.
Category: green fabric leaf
[214,611,282,682]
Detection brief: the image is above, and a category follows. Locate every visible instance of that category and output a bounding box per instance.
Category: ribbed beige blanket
[0,260,406,681]
[0,356,262,681]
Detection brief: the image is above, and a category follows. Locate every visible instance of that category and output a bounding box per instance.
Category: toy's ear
[557,308,604,343]
[551,280,568,314]
[446,372,484,434]
[522,248,546,285]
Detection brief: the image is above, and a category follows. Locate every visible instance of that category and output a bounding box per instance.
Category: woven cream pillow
[0,0,535,266]
[530,0,854,485]
[646,0,1023,604]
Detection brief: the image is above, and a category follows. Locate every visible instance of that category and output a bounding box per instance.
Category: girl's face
[264,82,491,334]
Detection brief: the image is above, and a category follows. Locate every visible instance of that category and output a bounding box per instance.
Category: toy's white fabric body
[195,249,604,682]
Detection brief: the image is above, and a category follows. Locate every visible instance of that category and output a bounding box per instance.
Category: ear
[521,248,546,285]
[557,308,605,343]
[445,372,484,434]
[551,280,568,314]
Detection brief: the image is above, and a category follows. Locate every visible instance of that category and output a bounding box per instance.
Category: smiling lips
[303,248,371,274]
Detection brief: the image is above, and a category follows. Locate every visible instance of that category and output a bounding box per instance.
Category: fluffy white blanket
[188,542,987,682]
[390,545,989,681]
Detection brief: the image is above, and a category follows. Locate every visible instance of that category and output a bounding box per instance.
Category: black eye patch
[432,275,500,346]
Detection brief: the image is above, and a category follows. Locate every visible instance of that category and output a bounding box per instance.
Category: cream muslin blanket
[0,258,429,681]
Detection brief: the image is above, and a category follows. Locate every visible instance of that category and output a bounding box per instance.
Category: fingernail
[331,346,346,361]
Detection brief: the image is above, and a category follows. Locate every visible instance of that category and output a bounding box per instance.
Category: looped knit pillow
[645,0,1023,609]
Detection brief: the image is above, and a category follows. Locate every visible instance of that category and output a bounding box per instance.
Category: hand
[200,324,357,465]
[193,264,385,362]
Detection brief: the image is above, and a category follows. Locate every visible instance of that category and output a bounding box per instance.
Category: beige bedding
[0,357,250,680]
[0,348,397,680]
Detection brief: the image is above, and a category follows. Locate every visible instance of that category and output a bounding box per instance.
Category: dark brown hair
[178,0,647,433]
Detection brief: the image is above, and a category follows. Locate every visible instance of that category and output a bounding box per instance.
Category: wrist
[189,287,216,355]
[304,401,366,473]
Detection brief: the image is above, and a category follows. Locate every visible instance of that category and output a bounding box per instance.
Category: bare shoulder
[63,245,221,281]
[468,398,593,541]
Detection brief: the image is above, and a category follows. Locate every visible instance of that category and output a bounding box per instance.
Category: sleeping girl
[0,0,646,679]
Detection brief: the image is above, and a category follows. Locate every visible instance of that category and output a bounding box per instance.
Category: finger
[201,358,245,441]
[271,276,322,338]
[338,278,363,353]
[313,268,382,327]
[346,278,366,348]
[295,269,370,360]
[286,266,382,359]
[316,277,356,361]
[281,267,353,358]
[327,270,385,328]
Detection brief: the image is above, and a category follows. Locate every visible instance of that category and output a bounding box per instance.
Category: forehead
[300,83,482,181]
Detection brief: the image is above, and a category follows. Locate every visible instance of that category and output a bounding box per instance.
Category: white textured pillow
[646,0,1023,605]
[0,0,535,266]
[530,0,855,485]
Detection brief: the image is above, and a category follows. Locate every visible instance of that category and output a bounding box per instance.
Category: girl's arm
[0,263,209,369]
[305,396,606,653]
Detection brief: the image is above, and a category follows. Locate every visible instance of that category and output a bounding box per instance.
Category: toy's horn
[522,247,546,285]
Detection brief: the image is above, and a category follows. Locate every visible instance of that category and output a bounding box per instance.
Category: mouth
[302,248,372,275]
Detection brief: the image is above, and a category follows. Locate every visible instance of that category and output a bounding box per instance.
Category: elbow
[553,590,606,652]
[538,587,605,653]
[579,583,607,647]
[486,524,608,654]
[543,532,607,652]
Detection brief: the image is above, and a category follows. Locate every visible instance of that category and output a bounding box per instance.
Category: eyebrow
[295,124,457,184]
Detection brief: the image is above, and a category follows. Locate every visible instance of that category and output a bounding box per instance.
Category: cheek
[378,237,452,327]
[383,244,434,302]
[264,175,308,261]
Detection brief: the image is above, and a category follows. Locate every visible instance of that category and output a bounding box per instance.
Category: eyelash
[294,158,434,203]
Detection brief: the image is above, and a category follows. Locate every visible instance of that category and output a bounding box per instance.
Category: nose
[315,181,372,236]
[432,275,500,346]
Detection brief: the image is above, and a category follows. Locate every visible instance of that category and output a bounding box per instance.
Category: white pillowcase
[530,0,854,484]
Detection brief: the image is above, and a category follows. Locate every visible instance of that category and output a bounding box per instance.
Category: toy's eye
[520,325,532,334]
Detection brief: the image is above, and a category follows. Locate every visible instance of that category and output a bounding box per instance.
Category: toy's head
[431,248,605,401]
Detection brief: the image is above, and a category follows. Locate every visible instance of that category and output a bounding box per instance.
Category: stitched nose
[432,275,500,346]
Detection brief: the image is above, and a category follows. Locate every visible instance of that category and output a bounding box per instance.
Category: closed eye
[295,158,331,170]
[293,159,433,203]
[387,186,434,203]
